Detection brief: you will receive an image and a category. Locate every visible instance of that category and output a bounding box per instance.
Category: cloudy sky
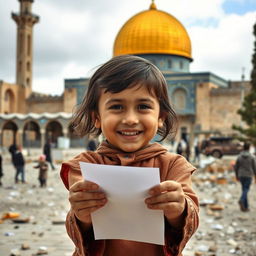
[0,0,255,95]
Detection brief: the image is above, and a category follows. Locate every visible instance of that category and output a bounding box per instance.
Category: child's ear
[158,118,164,128]
[92,112,101,129]
[158,113,166,128]
[95,118,101,129]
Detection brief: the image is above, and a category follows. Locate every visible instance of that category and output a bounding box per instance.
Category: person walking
[234,142,256,212]
[43,139,55,170]
[8,143,17,168]
[13,145,26,184]
[194,142,201,165]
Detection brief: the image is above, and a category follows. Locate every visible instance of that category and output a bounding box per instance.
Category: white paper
[79,162,164,245]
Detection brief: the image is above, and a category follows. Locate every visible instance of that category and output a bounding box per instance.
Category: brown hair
[70,55,177,141]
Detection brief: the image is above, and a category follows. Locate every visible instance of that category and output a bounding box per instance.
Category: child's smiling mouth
[117,131,142,136]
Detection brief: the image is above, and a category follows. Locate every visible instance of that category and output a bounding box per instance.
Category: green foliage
[233,23,256,145]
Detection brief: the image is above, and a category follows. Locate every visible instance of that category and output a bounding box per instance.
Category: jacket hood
[96,141,167,164]
[240,151,251,158]
[62,141,168,175]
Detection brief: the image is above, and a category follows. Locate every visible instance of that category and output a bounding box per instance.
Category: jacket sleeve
[65,210,105,256]
[60,163,105,256]
[163,156,199,256]
[164,196,198,255]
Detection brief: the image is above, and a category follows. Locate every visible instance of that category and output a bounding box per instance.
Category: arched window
[5,91,10,101]
[19,33,23,54]
[45,121,64,145]
[4,89,15,113]
[18,61,22,72]
[26,61,30,71]
[173,88,187,111]
[179,60,184,70]
[27,35,31,56]
[168,59,172,68]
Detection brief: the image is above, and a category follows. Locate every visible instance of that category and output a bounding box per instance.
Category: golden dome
[113,2,192,59]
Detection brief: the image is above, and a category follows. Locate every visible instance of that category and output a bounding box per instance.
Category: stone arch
[3,89,15,114]
[23,120,41,148]
[172,88,187,111]
[68,124,86,148]
[45,120,63,147]
[2,121,18,147]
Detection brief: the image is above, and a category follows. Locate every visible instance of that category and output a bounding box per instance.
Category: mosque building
[0,0,250,149]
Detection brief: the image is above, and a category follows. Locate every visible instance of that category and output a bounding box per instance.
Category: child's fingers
[71,197,107,221]
[72,197,107,212]
[146,201,180,210]
[145,192,185,218]
[69,179,99,192]
[145,190,180,205]
[69,190,106,203]
[149,180,180,195]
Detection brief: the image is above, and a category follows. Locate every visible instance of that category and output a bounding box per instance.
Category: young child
[60,55,199,256]
[34,154,48,187]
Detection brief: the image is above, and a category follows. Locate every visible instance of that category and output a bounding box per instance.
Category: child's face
[94,84,164,152]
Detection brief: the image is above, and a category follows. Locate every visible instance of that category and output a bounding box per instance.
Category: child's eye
[109,104,123,110]
[138,104,151,110]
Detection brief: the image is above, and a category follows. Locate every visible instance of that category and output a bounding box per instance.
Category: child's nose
[122,111,139,125]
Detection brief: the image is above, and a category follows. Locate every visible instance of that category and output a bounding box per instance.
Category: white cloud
[190,11,255,80]
[0,0,255,95]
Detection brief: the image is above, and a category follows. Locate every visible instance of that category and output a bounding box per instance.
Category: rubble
[21,243,30,250]
[0,156,256,256]
[185,156,256,255]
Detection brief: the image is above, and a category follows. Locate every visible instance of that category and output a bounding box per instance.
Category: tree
[233,22,256,146]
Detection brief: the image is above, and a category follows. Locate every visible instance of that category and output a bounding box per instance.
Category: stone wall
[210,89,242,134]
[28,100,63,113]
[196,82,217,133]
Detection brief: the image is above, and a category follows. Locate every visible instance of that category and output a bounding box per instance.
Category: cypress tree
[233,22,256,145]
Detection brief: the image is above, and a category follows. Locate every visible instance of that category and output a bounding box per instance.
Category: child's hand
[69,180,107,226]
[145,180,186,228]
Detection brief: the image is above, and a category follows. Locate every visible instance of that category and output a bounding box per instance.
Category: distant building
[0,0,250,149]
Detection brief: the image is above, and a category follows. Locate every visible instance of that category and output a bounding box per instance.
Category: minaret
[12,0,39,98]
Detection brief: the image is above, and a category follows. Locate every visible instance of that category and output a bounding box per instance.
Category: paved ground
[0,151,256,256]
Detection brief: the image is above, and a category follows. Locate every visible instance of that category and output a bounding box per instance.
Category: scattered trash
[2,158,256,255]
[210,223,224,230]
[226,226,235,234]
[10,248,21,256]
[196,244,210,252]
[21,243,30,250]
[9,191,20,198]
[2,212,20,220]
[227,239,238,247]
[36,246,48,255]
[208,204,224,211]
[52,220,65,225]
[12,217,30,224]
[4,232,15,236]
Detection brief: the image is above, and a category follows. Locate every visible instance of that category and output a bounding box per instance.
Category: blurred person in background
[13,145,26,184]
[234,142,256,212]
[43,139,55,170]
[34,154,48,188]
